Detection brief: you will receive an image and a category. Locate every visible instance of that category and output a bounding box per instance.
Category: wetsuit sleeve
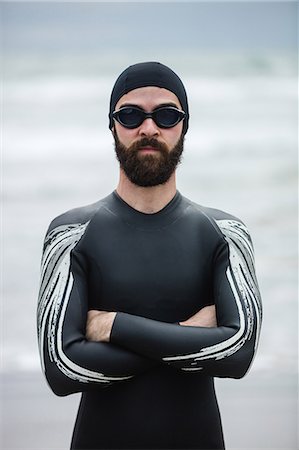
[37,222,157,397]
[111,219,262,379]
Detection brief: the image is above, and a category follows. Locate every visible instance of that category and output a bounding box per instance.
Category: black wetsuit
[37,191,262,450]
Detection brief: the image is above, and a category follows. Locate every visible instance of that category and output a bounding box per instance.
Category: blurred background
[1,1,298,449]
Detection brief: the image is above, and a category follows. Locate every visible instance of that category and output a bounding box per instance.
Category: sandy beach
[1,370,297,450]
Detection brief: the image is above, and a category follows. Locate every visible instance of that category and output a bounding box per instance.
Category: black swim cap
[109,62,189,135]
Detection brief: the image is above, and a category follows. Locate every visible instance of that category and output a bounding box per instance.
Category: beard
[113,132,184,187]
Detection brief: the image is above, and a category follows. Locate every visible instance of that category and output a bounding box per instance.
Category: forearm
[41,337,158,396]
[40,299,158,396]
[84,303,220,378]
[110,312,250,377]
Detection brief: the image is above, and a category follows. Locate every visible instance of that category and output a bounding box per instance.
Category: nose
[138,118,160,138]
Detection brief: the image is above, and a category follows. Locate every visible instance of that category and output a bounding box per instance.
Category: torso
[58,191,227,449]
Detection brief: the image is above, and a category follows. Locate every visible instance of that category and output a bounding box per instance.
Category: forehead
[115,86,182,110]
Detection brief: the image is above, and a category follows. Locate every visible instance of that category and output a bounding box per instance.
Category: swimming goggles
[112,106,186,129]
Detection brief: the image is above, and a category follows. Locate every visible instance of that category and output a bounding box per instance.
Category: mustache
[130,138,168,153]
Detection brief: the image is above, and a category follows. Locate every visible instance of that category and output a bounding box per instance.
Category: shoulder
[181,195,240,222]
[42,194,115,254]
[183,197,256,269]
[181,194,243,226]
[46,193,114,235]
[181,195,252,246]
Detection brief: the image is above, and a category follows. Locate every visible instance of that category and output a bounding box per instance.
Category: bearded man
[37,62,262,450]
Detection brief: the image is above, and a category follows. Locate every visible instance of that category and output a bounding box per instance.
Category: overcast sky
[2,1,298,56]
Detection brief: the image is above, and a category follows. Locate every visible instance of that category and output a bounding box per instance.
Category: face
[112,86,185,187]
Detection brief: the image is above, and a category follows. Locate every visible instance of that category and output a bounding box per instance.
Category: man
[37,62,262,450]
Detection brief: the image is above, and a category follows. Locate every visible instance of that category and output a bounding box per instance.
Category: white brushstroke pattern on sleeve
[163,219,262,371]
[37,223,132,384]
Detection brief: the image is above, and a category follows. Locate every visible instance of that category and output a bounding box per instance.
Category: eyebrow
[118,102,180,110]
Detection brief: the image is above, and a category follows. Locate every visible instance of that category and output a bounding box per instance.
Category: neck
[116,170,177,214]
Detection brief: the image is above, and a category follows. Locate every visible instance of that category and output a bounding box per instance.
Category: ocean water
[2,53,297,377]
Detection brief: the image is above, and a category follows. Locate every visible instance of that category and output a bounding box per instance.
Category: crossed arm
[86,306,218,343]
[38,220,262,397]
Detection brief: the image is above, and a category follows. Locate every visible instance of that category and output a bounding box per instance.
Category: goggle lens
[112,106,185,129]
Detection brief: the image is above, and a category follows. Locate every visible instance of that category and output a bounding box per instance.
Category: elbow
[41,343,80,397]
[228,365,250,379]
[43,364,76,397]
[218,347,255,379]
[210,361,250,379]
[47,380,72,397]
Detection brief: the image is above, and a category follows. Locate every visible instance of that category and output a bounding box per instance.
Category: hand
[179,305,217,328]
[86,310,117,342]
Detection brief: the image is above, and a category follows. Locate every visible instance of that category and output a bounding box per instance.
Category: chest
[85,224,214,322]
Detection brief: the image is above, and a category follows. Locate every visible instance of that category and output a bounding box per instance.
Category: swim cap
[109,61,189,135]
